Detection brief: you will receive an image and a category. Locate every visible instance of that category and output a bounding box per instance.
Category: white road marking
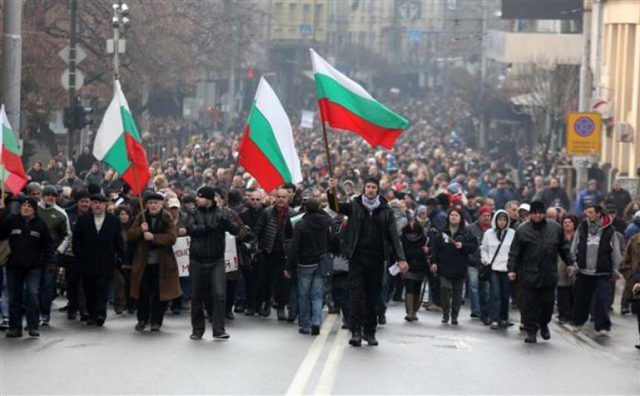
[313,328,350,395]
[285,314,337,395]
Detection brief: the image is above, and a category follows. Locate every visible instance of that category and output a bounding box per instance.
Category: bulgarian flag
[93,81,149,194]
[310,49,409,149]
[238,77,302,193]
[0,105,28,194]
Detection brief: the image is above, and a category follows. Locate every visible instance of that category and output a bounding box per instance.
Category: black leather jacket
[186,205,240,262]
[328,191,405,262]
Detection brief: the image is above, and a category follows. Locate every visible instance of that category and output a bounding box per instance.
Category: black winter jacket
[255,206,294,255]
[73,213,125,277]
[0,214,55,270]
[401,233,428,274]
[328,191,405,262]
[507,219,574,288]
[432,227,477,279]
[186,205,240,262]
[286,212,332,271]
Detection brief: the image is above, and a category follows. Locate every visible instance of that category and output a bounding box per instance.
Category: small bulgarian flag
[310,49,409,149]
[238,77,302,193]
[0,105,28,194]
[93,81,149,195]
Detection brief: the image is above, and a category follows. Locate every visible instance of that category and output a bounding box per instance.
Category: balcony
[486,30,582,65]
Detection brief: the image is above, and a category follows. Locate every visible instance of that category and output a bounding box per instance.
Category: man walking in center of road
[328,177,408,347]
[507,201,576,344]
[186,186,240,340]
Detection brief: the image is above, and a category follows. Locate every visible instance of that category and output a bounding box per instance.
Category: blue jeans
[467,266,490,319]
[7,267,41,331]
[297,265,323,330]
[1,267,9,319]
[490,271,510,322]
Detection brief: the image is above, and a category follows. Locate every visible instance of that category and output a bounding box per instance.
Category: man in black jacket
[254,188,295,321]
[73,194,125,326]
[507,201,575,344]
[62,190,91,320]
[328,177,408,347]
[186,186,240,340]
[239,189,264,316]
[2,197,55,337]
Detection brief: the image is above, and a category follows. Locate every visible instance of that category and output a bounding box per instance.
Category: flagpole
[127,153,146,224]
[1,167,5,209]
[321,120,339,210]
[224,153,241,204]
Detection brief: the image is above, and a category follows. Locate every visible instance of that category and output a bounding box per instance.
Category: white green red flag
[238,77,302,193]
[93,81,149,194]
[0,105,28,194]
[310,49,409,149]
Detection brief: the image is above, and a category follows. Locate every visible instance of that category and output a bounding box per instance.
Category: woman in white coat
[481,210,515,329]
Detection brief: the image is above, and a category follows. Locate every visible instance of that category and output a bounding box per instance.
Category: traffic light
[75,106,93,128]
[64,107,75,129]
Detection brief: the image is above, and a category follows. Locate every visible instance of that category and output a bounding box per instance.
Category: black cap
[197,186,216,201]
[530,201,546,214]
[42,185,58,196]
[143,191,164,203]
[90,193,109,202]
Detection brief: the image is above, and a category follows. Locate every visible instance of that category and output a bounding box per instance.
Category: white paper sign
[388,262,400,276]
[174,236,191,277]
[224,233,238,273]
[300,110,315,129]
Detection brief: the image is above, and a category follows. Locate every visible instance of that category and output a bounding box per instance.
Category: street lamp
[108,2,129,79]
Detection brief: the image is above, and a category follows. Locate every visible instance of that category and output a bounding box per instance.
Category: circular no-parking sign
[573,116,596,137]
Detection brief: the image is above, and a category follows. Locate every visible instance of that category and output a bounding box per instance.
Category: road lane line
[313,327,350,395]
[285,314,337,396]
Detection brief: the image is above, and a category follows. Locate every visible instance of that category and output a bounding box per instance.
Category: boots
[414,295,421,321]
[404,293,417,322]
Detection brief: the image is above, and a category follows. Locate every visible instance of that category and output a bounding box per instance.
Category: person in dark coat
[541,177,570,210]
[75,145,97,175]
[27,161,47,184]
[431,208,477,325]
[400,221,429,322]
[328,177,408,347]
[238,189,264,316]
[285,199,332,335]
[507,201,576,344]
[1,198,55,338]
[606,180,631,220]
[72,194,125,326]
[128,192,182,332]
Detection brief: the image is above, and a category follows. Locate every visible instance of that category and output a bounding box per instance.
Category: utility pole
[66,0,78,163]
[478,0,488,150]
[1,0,23,138]
[576,0,593,196]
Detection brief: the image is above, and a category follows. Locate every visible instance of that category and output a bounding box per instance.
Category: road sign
[566,112,601,156]
[61,69,84,90]
[58,45,86,65]
[299,23,313,37]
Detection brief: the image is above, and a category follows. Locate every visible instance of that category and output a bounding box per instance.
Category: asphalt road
[1,298,639,395]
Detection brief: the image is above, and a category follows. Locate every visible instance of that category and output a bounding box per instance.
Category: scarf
[362,195,381,213]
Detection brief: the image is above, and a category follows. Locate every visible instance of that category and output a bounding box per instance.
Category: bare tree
[507,58,580,174]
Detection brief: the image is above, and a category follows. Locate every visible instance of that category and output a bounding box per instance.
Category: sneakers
[597,329,610,337]
[490,322,499,330]
[134,321,148,332]
[39,318,50,327]
[311,326,320,336]
[213,332,230,340]
[150,323,161,332]
[28,329,40,337]
[190,331,203,340]
[0,319,9,330]
[363,333,379,346]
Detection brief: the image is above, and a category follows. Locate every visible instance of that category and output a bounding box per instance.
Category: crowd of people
[1,95,640,349]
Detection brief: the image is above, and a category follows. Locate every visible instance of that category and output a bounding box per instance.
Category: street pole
[67,0,78,164]
[576,0,593,198]
[225,0,237,133]
[478,0,488,150]
[1,0,23,138]
[113,15,120,79]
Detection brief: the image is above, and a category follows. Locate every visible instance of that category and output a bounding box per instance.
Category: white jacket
[480,210,515,272]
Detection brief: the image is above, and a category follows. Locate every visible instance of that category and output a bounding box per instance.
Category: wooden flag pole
[321,121,339,210]
[1,167,5,209]
[128,157,146,224]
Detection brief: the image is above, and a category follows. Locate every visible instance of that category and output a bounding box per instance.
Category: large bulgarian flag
[0,105,28,194]
[93,80,149,194]
[238,77,302,193]
[310,49,409,149]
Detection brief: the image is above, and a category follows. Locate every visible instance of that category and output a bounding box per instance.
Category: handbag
[480,231,506,282]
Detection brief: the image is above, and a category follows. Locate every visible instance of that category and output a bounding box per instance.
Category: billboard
[501,0,582,20]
